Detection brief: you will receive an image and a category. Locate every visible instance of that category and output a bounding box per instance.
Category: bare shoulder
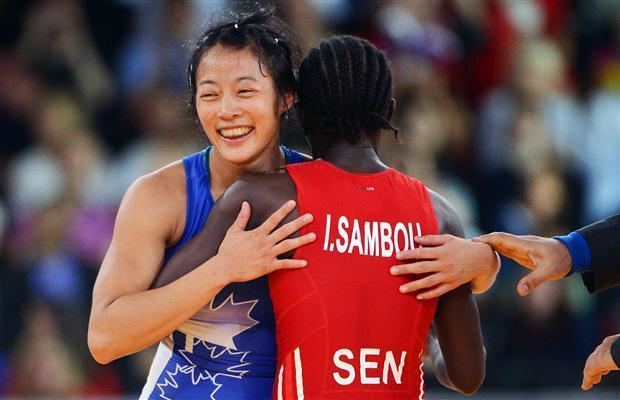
[119,160,187,244]
[225,167,293,198]
[428,189,464,237]
[219,168,296,229]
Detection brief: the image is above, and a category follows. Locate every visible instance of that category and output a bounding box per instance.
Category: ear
[281,91,295,114]
[387,98,396,121]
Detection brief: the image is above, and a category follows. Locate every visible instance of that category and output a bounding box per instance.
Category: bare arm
[153,172,308,289]
[89,172,313,365]
[88,170,231,364]
[424,191,485,395]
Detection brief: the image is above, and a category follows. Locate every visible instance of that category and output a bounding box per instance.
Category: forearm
[470,251,500,294]
[89,256,230,363]
[427,332,456,391]
[434,287,485,395]
[577,214,620,293]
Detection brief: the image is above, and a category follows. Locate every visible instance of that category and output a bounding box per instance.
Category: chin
[218,142,267,167]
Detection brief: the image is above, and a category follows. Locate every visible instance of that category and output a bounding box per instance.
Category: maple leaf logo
[155,362,222,400]
[177,293,259,350]
[155,292,259,399]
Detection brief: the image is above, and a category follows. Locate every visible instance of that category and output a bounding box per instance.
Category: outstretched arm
[423,191,485,395]
[578,214,620,293]
[474,214,620,295]
[473,232,572,296]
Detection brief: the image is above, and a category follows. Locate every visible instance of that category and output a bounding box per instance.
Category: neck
[313,134,388,173]
[209,144,284,199]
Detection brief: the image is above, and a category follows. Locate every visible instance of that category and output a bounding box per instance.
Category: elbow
[451,369,485,396]
[88,326,118,365]
[457,377,484,396]
[448,348,486,396]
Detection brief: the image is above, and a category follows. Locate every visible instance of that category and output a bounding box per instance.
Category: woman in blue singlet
[89,6,500,400]
[88,7,316,399]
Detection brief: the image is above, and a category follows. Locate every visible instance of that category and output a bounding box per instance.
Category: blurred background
[0,0,619,398]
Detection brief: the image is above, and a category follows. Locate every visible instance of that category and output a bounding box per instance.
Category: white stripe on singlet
[140,337,174,399]
[294,347,304,400]
[418,349,425,400]
[277,364,284,400]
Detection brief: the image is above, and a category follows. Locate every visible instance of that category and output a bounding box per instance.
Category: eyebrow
[199,76,259,86]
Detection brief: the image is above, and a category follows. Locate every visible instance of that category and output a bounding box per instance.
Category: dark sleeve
[578,214,620,293]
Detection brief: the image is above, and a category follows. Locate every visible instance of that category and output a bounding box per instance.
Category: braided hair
[187,5,301,120]
[297,35,398,142]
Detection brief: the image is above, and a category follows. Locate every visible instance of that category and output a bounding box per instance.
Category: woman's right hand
[217,200,316,282]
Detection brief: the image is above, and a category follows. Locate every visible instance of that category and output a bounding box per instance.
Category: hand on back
[217,200,316,283]
[391,235,498,299]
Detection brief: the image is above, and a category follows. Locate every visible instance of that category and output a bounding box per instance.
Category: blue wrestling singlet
[140,146,306,400]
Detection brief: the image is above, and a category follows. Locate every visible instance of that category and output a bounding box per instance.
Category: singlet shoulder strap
[281,145,307,164]
[164,147,213,259]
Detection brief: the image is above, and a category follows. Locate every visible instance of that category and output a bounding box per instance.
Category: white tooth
[221,127,251,138]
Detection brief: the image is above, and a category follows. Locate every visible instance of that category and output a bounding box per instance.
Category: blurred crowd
[0,0,619,397]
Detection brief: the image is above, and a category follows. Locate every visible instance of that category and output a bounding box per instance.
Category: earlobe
[283,91,295,114]
[387,98,396,121]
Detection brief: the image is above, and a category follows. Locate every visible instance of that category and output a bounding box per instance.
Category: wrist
[552,233,585,275]
[202,254,233,290]
[471,249,500,294]
[611,337,620,369]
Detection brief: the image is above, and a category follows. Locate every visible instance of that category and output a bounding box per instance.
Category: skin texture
[154,134,486,395]
[195,44,294,197]
[87,46,312,364]
[582,334,620,390]
[392,234,500,299]
[474,232,572,296]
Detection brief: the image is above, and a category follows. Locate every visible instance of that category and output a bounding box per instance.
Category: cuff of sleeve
[611,338,620,369]
[553,232,591,275]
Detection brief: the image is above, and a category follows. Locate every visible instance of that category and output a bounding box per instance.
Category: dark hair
[297,35,398,142]
[188,5,301,119]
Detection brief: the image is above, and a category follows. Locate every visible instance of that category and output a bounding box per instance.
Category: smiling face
[195,44,290,168]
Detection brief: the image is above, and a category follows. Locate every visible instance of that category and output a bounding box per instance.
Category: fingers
[272,232,317,255]
[413,234,454,247]
[398,273,444,295]
[582,369,605,390]
[415,283,458,300]
[272,258,308,270]
[476,233,541,270]
[396,246,440,261]
[516,267,551,296]
[269,213,313,243]
[582,353,597,390]
[390,261,441,276]
[259,200,297,233]
[474,232,525,254]
[230,201,251,231]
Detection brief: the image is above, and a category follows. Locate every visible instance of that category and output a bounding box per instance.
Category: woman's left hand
[390,235,499,299]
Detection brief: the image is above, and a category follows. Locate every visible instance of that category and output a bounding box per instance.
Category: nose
[217,93,241,120]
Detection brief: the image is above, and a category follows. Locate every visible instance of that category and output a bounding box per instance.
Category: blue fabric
[163,148,213,262]
[554,231,592,275]
[281,145,306,164]
[164,145,305,261]
[148,146,305,399]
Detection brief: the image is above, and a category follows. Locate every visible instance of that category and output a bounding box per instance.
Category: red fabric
[270,160,439,399]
